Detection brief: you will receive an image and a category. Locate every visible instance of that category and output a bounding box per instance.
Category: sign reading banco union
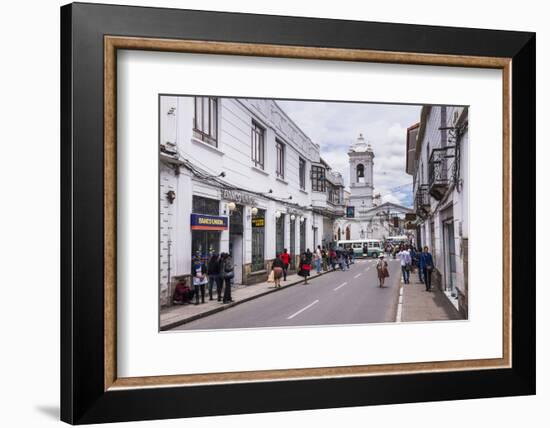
[190,213,228,231]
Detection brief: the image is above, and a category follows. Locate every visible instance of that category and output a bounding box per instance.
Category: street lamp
[251,207,258,216]
[290,214,296,221]
[227,202,236,212]
[275,211,282,219]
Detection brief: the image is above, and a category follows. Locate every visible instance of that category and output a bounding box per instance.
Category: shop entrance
[443,219,457,297]
[229,234,243,285]
[229,204,244,285]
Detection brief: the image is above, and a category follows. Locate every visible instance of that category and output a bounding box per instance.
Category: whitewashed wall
[415,105,469,310]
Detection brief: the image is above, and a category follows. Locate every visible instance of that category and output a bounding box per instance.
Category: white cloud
[381,194,402,205]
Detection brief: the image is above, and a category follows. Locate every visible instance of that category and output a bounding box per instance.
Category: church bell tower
[348,133,374,215]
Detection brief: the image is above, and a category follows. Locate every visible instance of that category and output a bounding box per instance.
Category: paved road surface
[174,257,403,330]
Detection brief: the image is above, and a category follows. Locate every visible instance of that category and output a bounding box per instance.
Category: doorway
[229,204,244,285]
[229,234,243,285]
[443,219,457,296]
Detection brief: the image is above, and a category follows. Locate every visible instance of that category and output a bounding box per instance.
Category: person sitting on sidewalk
[172,278,193,305]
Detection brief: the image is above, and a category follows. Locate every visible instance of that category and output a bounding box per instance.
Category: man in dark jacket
[221,253,234,303]
[419,246,434,291]
[207,253,222,301]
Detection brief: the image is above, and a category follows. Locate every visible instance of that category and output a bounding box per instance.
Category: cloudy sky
[277,100,421,207]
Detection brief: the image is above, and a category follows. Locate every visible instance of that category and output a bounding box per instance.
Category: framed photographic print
[61,2,536,424]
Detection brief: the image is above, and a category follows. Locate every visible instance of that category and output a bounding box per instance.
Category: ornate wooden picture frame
[61,2,535,424]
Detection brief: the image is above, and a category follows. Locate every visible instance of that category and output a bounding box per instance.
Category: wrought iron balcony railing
[415,184,430,216]
[428,145,456,200]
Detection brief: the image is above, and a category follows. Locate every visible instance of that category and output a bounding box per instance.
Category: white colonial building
[159,96,345,306]
[334,134,413,242]
[410,105,469,316]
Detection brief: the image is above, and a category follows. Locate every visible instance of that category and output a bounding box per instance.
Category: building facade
[410,105,469,316]
[159,96,344,306]
[335,202,413,242]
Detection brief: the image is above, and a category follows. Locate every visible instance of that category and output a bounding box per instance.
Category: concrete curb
[160,267,336,331]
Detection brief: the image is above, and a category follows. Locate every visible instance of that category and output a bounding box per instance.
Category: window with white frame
[193,97,218,146]
[311,165,326,192]
[299,157,306,190]
[251,121,265,169]
[276,139,285,179]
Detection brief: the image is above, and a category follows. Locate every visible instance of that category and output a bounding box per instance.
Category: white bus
[336,239,384,258]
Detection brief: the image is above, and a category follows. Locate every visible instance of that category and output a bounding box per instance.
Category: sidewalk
[160,267,334,330]
[400,270,464,322]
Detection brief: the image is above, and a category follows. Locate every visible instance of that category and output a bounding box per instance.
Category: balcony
[326,170,344,187]
[415,184,430,216]
[428,146,456,200]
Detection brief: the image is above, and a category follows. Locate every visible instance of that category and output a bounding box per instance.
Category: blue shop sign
[190,213,228,231]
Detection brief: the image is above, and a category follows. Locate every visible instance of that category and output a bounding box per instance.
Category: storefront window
[192,231,220,263]
[192,196,221,263]
[192,196,219,216]
[251,209,265,272]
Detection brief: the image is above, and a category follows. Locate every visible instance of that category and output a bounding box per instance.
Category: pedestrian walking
[321,247,329,271]
[419,246,434,291]
[298,252,311,284]
[192,254,207,305]
[347,247,354,264]
[305,248,313,265]
[329,247,337,270]
[397,245,412,284]
[272,256,284,288]
[221,253,234,303]
[346,247,355,267]
[315,245,322,274]
[206,253,222,301]
[376,254,389,287]
[279,248,290,281]
[337,250,347,271]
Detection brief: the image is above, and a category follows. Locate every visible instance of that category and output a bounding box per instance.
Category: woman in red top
[279,249,291,281]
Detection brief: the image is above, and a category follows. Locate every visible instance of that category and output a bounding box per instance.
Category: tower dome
[350,133,373,153]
